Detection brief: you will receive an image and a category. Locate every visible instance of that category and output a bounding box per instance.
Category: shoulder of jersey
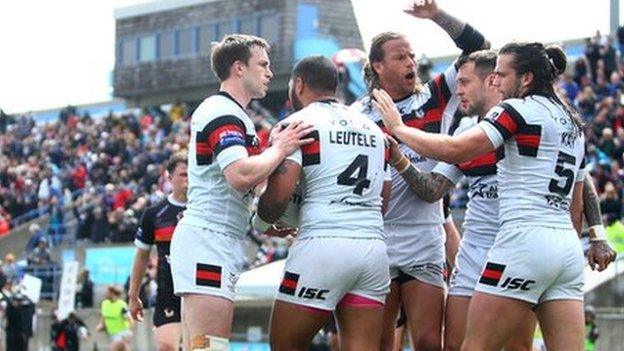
[282,108,313,125]
[192,95,243,123]
[350,96,371,113]
[147,198,168,213]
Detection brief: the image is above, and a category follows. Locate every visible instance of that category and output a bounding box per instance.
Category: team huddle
[126,1,617,351]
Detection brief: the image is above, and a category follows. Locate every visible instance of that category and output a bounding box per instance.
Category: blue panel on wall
[85,246,135,285]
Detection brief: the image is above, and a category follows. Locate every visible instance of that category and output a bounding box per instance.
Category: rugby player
[129,152,188,351]
[254,55,392,351]
[374,42,614,351]
[169,34,313,351]
[352,0,490,349]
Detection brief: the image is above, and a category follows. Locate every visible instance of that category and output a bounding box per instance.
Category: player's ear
[296,76,305,96]
[232,60,246,77]
[521,71,534,90]
[372,61,383,76]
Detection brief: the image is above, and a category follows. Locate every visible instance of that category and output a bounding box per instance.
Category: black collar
[217,91,246,111]
[316,98,339,104]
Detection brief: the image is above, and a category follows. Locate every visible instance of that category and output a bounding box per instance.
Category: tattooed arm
[582,173,618,271]
[387,134,455,203]
[583,172,602,227]
[399,164,455,203]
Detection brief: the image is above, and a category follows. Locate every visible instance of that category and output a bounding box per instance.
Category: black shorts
[153,294,181,327]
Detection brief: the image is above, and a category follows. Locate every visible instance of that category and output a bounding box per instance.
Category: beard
[290,86,304,111]
[501,79,524,100]
[465,101,486,117]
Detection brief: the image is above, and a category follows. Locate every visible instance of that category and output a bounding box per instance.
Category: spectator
[601,37,618,80]
[560,73,580,102]
[2,254,19,284]
[3,287,35,351]
[25,223,47,254]
[75,268,94,308]
[88,207,109,243]
[601,182,622,224]
[598,127,618,159]
[28,239,52,266]
[585,36,601,82]
[0,262,6,291]
[51,311,88,351]
[617,23,624,59]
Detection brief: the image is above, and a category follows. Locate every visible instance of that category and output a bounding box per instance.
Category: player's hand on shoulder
[271,120,315,155]
[372,89,404,132]
[403,0,440,19]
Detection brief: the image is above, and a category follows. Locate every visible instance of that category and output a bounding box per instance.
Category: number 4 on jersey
[337,154,371,195]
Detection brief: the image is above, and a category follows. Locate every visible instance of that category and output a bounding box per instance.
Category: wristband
[588,224,607,241]
[251,213,274,233]
[393,155,410,174]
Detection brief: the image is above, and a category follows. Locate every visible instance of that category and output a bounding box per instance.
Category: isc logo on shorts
[279,271,330,300]
[479,262,536,291]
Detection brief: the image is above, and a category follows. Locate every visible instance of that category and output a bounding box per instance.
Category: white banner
[57,260,79,320]
[20,274,42,304]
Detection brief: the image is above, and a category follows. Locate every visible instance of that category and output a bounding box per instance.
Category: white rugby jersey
[285,100,390,240]
[353,66,460,226]
[433,117,501,248]
[479,95,585,229]
[181,92,261,238]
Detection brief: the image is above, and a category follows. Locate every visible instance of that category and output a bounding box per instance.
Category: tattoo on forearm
[401,164,454,203]
[583,174,603,227]
[431,10,465,40]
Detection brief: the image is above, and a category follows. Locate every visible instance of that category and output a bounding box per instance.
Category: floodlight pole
[611,0,620,34]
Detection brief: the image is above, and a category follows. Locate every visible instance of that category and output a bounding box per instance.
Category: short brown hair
[167,151,187,174]
[211,34,270,81]
[456,50,497,79]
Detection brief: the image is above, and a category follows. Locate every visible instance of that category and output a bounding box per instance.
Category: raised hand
[403,0,440,19]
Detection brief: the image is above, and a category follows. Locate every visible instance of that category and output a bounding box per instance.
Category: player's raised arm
[403,0,490,54]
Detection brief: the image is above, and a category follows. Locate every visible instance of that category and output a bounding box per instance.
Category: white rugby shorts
[276,236,390,311]
[170,223,247,301]
[475,225,584,305]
